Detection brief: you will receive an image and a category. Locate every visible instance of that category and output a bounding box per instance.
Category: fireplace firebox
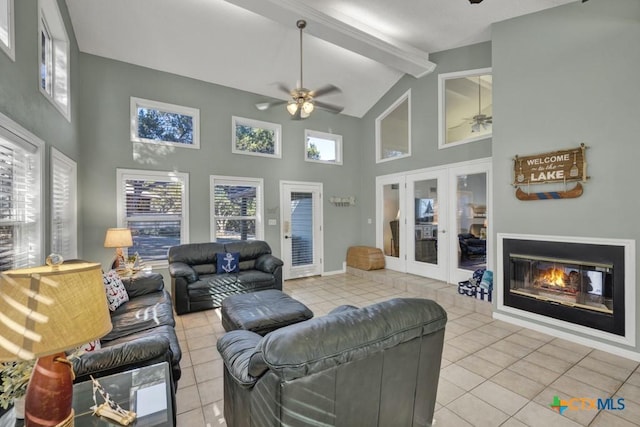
[502,238,625,336]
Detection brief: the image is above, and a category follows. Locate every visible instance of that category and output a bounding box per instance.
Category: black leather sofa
[72,273,182,391]
[168,240,283,315]
[217,298,447,427]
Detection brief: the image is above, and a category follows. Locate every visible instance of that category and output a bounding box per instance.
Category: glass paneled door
[449,163,490,285]
[377,175,406,272]
[406,171,448,281]
[280,181,323,280]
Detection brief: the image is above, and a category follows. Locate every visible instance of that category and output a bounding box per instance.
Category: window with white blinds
[116,169,189,264]
[210,176,263,243]
[50,148,77,259]
[0,118,43,271]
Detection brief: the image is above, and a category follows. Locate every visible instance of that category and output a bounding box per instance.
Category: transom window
[0,113,44,271]
[130,97,200,149]
[38,0,70,120]
[117,169,189,265]
[0,0,15,61]
[210,176,263,242]
[305,130,342,165]
[232,116,281,158]
[376,90,411,163]
[51,148,77,259]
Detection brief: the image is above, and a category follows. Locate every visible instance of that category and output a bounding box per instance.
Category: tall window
[51,148,77,259]
[38,0,70,120]
[210,176,263,242]
[0,114,43,271]
[232,116,281,158]
[376,90,411,163]
[117,169,189,264]
[0,0,15,61]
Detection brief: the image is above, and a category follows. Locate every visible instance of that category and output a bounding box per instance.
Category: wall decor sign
[513,143,589,201]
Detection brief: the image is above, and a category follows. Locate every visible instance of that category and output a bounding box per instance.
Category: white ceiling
[65,0,578,118]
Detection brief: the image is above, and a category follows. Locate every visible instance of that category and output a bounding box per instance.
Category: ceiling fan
[467,76,492,133]
[255,19,343,119]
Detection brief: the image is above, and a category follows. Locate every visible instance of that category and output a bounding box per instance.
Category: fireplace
[497,234,635,348]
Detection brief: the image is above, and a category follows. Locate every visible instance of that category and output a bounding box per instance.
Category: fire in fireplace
[502,237,626,337]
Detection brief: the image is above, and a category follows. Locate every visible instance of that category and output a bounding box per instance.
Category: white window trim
[304,129,343,165]
[0,112,45,268]
[375,89,411,163]
[50,147,77,259]
[232,116,282,159]
[38,0,70,121]
[130,97,200,149]
[209,175,264,242]
[116,168,189,267]
[438,67,493,150]
[0,0,15,61]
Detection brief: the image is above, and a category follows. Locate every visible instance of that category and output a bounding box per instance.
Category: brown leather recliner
[217,298,447,427]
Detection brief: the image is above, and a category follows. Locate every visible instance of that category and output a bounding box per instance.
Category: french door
[280,181,323,280]
[376,159,491,284]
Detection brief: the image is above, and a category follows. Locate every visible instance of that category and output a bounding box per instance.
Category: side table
[0,362,173,427]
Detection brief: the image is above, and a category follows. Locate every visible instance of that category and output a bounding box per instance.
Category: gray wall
[0,0,81,255]
[78,54,364,272]
[358,42,493,244]
[492,0,640,351]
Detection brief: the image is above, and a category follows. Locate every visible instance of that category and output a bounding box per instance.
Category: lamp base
[25,353,74,427]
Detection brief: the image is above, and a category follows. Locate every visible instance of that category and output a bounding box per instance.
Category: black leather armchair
[458,232,486,260]
[168,240,283,315]
[217,298,447,427]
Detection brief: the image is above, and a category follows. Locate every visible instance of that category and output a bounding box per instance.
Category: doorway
[280,181,323,280]
[376,159,491,284]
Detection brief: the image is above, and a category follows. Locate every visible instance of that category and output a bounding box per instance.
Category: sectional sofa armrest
[72,336,172,384]
[254,254,283,274]
[217,330,263,388]
[121,273,165,298]
[168,262,198,283]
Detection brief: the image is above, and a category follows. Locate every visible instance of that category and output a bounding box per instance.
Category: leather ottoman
[221,289,313,335]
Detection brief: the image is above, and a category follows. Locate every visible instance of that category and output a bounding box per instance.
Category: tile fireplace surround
[496,233,637,361]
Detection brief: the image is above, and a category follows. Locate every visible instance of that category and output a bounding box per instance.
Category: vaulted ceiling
[65,0,577,117]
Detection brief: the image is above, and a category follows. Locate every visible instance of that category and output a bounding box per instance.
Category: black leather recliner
[217,298,447,427]
[168,240,284,315]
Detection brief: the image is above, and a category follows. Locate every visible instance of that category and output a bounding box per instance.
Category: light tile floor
[173,270,640,426]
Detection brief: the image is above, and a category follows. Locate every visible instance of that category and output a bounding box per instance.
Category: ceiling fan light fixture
[286,100,299,115]
[302,100,314,115]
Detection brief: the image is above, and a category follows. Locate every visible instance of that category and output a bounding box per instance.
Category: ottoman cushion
[221,290,313,335]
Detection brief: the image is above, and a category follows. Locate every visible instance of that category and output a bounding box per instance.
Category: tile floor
[173,269,640,426]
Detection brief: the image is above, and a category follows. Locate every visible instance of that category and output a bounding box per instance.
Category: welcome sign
[513,144,587,185]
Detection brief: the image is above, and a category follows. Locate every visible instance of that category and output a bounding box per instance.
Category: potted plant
[0,359,34,418]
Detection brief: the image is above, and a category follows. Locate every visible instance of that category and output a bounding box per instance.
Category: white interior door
[406,170,449,281]
[376,175,407,272]
[280,181,323,280]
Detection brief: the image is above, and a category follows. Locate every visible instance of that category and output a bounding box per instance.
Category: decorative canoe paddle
[516,182,583,201]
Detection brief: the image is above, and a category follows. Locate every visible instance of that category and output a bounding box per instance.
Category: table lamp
[0,261,112,427]
[103,228,133,269]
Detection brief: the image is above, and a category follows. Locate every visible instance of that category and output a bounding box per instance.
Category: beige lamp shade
[104,228,133,248]
[0,261,112,361]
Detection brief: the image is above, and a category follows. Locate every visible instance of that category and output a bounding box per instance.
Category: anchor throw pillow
[216,252,240,274]
[103,270,129,311]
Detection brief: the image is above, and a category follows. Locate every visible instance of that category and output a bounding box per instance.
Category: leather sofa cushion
[187,271,276,302]
[103,290,175,342]
[254,298,447,381]
[169,242,225,265]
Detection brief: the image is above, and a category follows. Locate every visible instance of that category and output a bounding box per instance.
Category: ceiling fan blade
[255,100,287,111]
[276,82,293,96]
[314,100,344,114]
[311,84,341,98]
